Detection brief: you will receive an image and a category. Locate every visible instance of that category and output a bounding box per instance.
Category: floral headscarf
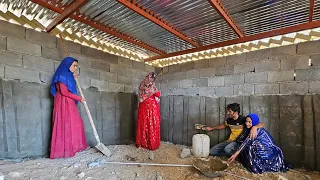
[138,72,158,102]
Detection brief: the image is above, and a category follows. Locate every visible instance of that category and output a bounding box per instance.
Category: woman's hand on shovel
[81,98,86,104]
[74,73,79,79]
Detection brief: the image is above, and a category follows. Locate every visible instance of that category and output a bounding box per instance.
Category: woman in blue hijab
[50,57,88,159]
[228,113,289,174]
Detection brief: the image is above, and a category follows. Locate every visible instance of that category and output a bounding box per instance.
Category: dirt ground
[0,142,319,180]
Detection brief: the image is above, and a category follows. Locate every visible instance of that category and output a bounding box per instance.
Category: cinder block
[179,79,193,88]
[226,54,246,65]
[39,72,53,84]
[69,53,91,68]
[109,82,125,92]
[23,55,54,72]
[296,68,320,81]
[41,46,65,61]
[208,76,224,87]
[269,45,296,57]
[100,71,117,82]
[0,64,4,78]
[255,60,280,72]
[192,78,208,87]
[80,68,99,79]
[200,68,215,77]
[118,57,132,67]
[246,49,270,62]
[91,79,108,91]
[132,61,145,70]
[161,80,178,89]
[125,67,142,78]
[281,55,309,70]
[145,64,155,72]
[186,69,200,79]
[297,40,320,55]
[91,60,110,71]
[199,87,215,97]
[57,39,81,54]
[0,36,6,50]
[162,66,169,73]
[26,29,56,48]
[245,72,268,84]
[182,87,199,96]
[168,64,180,73]
[117,75,132,85]
[234,84,254,95]
[78,78,91,89]
[215,65,234,76]
[280,82,309,94]
[125,85,133,93]
[234,63,255,74]
[102,52,118,64]
[5,66,39,83]
[0,50,22,66]
[172,71,186,80]
[209,57,226,67]
[224,74,244,85]
[110,64,125,75]
[132,77,143,86]
[180,62,194,71]
[310,54,320,67]
[254,83,279,95]
[268,70,294,83]
[7,37,41,56]
[162,73,172,81]
[309,81,320,93]
[194,59,209,69]
[81,46,101,59]
[215,86,233,97]
[0,20,25,39]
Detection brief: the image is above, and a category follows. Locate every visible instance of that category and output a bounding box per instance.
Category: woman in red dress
[136,72,161,150]
[49,57,88,159]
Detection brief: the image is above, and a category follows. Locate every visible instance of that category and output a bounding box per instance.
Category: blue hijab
[50,57,78,98]
[247,113,260,126]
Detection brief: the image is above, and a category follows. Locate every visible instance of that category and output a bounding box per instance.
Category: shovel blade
[95,143,112,157]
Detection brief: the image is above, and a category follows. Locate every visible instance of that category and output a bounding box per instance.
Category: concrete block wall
[160,94,320,170]
[0,79,137,159]
[0,20,155,94]
[157,40,320,170]
[158,41,320,96]
[0,20,156,158]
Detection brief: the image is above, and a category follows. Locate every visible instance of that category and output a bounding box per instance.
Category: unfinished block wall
[158,40,320,170]
[0,20,154,159]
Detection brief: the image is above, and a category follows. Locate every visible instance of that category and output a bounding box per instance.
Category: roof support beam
[146,21,320,61]
[30,0,166,55]
[310,0,315,22]
[208,0,244,37]
[116,0,200,47]
[45,0,88,32]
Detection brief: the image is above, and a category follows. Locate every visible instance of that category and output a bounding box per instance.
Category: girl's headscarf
[138,72,158,102]
[247,113,260,126]
[50,57,78,97]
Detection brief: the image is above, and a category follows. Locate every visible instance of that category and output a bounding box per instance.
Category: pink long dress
[50,82,88,159]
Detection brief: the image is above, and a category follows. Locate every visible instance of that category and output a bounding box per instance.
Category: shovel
[75,79,112,157]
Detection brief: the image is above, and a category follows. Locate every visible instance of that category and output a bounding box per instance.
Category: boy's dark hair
[227,103,240,114]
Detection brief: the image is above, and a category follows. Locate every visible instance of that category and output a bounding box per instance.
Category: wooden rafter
[30,0,166,55]
[145,21,320,61]
[45,0,88,32]
[310,0,315,22]
[116,0,200,47]
[208,0,244,37]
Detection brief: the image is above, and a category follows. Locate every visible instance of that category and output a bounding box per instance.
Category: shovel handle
[75,78,101,144]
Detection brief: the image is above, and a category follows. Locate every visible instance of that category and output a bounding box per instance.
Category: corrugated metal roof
[223,0,309,35]
[0,0,319,64]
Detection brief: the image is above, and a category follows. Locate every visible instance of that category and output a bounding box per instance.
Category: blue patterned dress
[236,128,289,174]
